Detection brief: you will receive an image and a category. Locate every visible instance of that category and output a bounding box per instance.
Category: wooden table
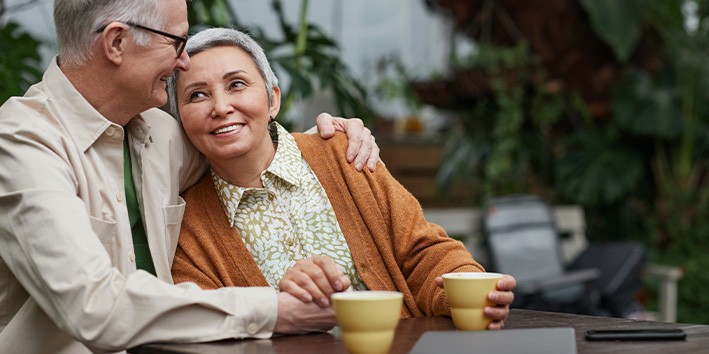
[130,309,709,354]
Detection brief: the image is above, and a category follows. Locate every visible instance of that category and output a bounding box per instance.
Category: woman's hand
[279,255,352,308]
[484,274,516,329]
[436,273,516,330]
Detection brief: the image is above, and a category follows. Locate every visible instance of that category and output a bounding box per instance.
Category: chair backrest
[482,195,566,284]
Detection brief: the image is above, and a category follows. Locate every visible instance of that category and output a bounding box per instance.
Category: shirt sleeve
[303,125,317,134]
[0,125,276,352]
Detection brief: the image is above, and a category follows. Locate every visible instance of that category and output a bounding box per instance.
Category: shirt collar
[267,123,304,188]
[125,113,153,145]
[44,56,118,151]
[46,56,156,152]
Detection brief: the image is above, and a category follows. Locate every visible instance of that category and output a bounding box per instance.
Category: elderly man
[0,0,379,353]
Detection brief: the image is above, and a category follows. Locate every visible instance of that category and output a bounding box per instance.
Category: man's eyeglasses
[95,21,188,58]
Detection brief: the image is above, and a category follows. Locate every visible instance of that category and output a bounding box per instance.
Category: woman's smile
[212,123,245,135]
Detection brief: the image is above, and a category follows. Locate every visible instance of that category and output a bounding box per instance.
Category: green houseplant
[0,21,43,103]
[567,0,709,323]
[435,41,588,203]
[428,0,707,323]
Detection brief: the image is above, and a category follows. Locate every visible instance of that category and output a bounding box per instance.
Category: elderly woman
[169,28,515,330]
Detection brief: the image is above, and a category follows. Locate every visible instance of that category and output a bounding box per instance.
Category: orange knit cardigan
[172,132,484,317]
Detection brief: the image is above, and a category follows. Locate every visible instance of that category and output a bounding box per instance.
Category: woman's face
[175,45,280,163]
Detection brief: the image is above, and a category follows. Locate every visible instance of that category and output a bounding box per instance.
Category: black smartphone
[585,329,686,341]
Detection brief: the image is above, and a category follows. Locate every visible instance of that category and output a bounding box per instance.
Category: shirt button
[129,253,136,263]
[116,192,123,203]
[246,323,259,335]
[268,194,275,201]
[106,126,116,137]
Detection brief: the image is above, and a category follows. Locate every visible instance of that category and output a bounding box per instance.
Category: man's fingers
[350,127,372,171]
[366,136,380,171]
[316,115,380,171]
[342,118,365,164]
[275,292,337,334]
[315,112,336,137]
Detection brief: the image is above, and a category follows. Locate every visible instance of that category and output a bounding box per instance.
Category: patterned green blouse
[212,123,366,291]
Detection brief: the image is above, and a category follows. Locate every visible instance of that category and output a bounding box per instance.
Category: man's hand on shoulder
[315,113,380,172]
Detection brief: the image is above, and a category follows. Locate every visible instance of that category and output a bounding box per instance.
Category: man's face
[123,0,190,111]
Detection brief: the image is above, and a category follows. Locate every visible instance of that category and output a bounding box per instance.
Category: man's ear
[269,85,282,118]
[99,23,130,65]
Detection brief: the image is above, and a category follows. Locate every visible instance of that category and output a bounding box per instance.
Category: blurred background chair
[424,197,682,321]
[481,195,601,315]
[569,241,647,318]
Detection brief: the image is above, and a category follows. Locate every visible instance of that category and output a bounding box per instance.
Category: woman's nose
[212,92,234,118]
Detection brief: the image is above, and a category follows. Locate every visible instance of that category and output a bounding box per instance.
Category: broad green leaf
[0,22,43,103]
[579,0,643,62]
[612,69,684,138]
[556,130,645,206]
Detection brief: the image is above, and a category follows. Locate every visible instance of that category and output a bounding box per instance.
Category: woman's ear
[268,85,282,118]
[99,22,130,65]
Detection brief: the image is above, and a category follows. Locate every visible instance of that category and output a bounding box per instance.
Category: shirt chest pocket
[164,196,186,266]
[88,215,121,265]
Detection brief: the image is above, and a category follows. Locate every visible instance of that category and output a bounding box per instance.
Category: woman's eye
[188,91,207,101]
[229,80,245,90]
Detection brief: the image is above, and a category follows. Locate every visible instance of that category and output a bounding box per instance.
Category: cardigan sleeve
[366,154,485,315]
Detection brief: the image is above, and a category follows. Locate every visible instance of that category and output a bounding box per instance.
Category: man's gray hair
[168,27,279,120]
[54,0,165,68]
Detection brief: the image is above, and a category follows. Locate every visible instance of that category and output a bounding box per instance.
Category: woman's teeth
[212,124,242,134]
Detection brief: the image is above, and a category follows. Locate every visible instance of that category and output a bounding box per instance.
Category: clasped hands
[274,256,350,334]
[273,255,516,334]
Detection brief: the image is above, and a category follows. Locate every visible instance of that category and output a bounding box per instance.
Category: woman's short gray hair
[54,0,164,68]
[168,27,279,121]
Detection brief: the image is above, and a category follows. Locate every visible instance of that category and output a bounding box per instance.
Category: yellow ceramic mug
[443,272,503,330]
[331,291,403,354]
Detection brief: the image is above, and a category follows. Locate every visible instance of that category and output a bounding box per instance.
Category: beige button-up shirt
[0,58,277,353]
